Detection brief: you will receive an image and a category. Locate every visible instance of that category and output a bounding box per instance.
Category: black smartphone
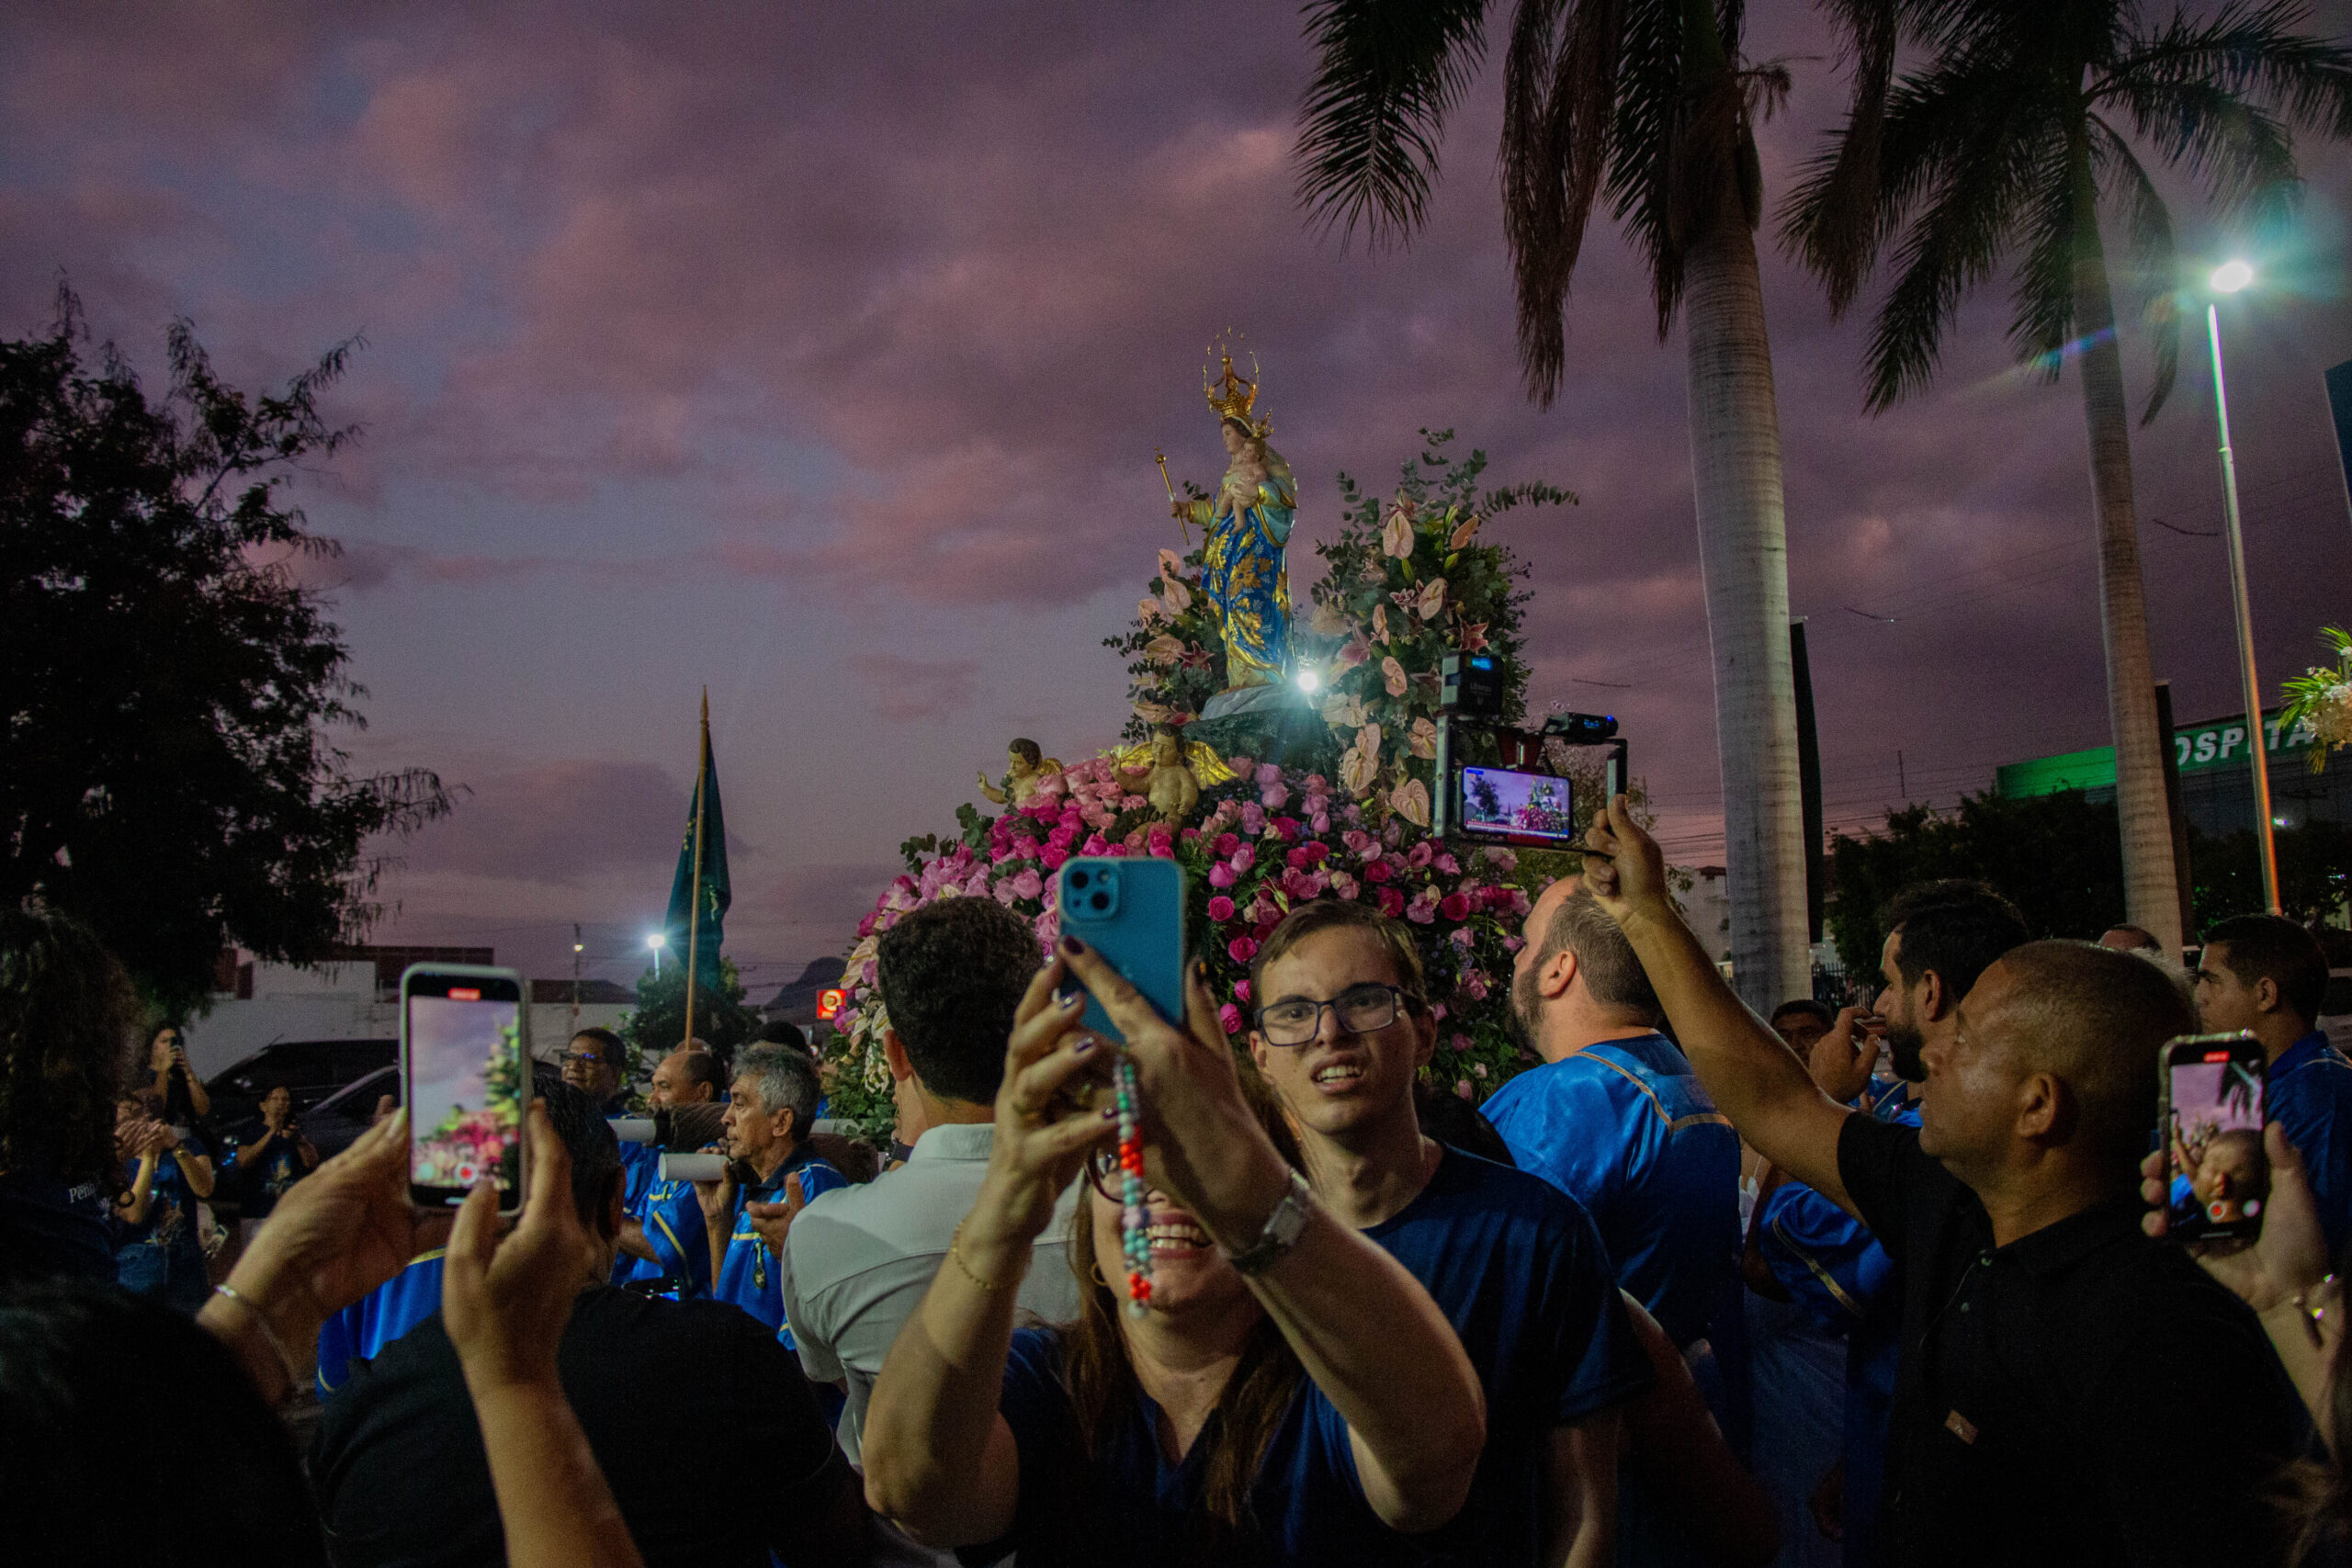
[1453,762,1577,846]
[2158,1031,2268,1244]
[400,964,528,1213]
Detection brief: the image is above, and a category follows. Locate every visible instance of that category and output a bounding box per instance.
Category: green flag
[663,708,729,992]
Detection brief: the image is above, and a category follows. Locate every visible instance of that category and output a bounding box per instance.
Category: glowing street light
[1295,668,1321,694]
[647,930,667,976]
[2204,258,2280,912]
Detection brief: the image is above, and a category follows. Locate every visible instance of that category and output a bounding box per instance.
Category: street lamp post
[647,931,667,978]
[2206,260,2281,915]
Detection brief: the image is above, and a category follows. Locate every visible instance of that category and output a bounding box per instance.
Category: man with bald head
[614,1045,728,1296]
[1579,796,2302,1568]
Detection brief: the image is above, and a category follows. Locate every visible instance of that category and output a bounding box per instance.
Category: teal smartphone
[1057,856,1188,1043]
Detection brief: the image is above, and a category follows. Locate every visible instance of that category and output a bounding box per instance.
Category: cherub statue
[1171,347,1295,692]
[1114,726,1237,825]
[978,738,1062,807]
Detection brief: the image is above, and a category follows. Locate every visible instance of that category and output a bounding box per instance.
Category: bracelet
[948,1221,1011,1292]
[212,1285,302,1396]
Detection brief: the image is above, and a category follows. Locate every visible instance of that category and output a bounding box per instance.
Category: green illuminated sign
[1997,709,2317,799]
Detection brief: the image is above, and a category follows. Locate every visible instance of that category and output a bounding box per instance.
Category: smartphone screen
[403,969,525,1206]
[2164,1033,2267,1243]
[1458,765,1577,845]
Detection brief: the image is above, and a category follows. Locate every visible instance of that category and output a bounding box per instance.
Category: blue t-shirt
[609,1138,664,1288]
[715,1146,845,1347]
[2269,1032,2352,1257]
[618,1173,714,1298]
[1364,1145,1653,1565]
[316,1251,447,1397]
[115,1149,200,1251]
[1483,1033,1742,1347]
[978,1325,1419,1567]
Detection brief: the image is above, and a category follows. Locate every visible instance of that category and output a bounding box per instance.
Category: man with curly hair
[0,910,139,1286]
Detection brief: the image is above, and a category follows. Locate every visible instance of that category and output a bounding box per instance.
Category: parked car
[292,1065,403,1163]
[204,1038,395,1127]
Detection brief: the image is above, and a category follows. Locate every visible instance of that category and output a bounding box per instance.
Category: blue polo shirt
[715,1145,844,1348]
[1483,1032,1742,1348]
[2269,1031,2352,1256]
[1755,1090,1920,1568]
[618,1172,714,1298]
[979,1325,1424,1565]
[609,1137,664,1288]
[316,1251,447,1397]
[1364,1145,1653,1565]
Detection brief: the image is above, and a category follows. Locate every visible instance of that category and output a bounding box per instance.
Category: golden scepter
[1156,448,1189,548]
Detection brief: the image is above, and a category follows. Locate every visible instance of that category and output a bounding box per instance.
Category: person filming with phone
[228,1083,320,1232]
[862,935,1486,1565]
[1577,794,2306,1567]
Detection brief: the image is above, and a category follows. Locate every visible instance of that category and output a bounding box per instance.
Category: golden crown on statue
[1203,337,1271,436]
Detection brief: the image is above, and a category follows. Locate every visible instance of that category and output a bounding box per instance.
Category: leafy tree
[1827,790,2128,976]
[619,955,761,1094]
[1787,0,2352,954]
[1294,0,1819,1011]
[2188,821,2352,931]
[2,287,454,1012]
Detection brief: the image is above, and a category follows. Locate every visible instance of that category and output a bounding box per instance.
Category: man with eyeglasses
[1244,899,1651,1567]
[567,1026,662,1232]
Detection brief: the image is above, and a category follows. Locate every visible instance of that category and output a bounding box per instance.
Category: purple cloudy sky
[7,3,2350,994]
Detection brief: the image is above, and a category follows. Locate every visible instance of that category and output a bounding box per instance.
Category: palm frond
[1781,0,1900,314]
[2088,115,2183,423]
[1294,0,1495,247]
[2103,71,2300,223]
[1860,88,2058,412]
[2006,128,2090,385]
[2102,0,2352,143]
[1501,0,1612,404]
[1606,0,1693,331]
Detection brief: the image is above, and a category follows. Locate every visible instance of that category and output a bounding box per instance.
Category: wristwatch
[1222,1168,1315,1275]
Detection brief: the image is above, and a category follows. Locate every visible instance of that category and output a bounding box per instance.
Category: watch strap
[1223,1168,1314,1276]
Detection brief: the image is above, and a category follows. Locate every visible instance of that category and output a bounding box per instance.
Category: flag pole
[683,689,709,1049]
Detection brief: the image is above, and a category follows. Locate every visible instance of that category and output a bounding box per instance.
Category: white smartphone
[400,964,529,1213]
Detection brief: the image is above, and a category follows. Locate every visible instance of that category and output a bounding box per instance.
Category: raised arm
[1582,795,1855,1212]
[1061,942,1486,1534]
[863,964,1113,1547]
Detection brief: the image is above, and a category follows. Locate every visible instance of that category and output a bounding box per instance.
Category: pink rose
[1208,862,1238,888]
[1227,755,1256,775]
[1460,970,1488,1000]
[1235,978,1252,1003]
[1450,927,1475,949]
[1450,1032,1471,1053]
[1483,847,1518,872]
[1364,860,1391,885]
[1343,829,1375,855]
[1502,934,1525,953]
[1256,763,1283,787]
[1216,832,1239,856]
[1240,803,1267,836]
[1230,844,1256,872]
[1329,872,1359,900]
[1012,868,1045,901]
[1228,935,1261,964]
[1040,842,1069,871]
[1408,840,1434,869]
[1219,1003,1245,1035]
[856,913,876,938]
[1273,818,1302,843]
[1441,892,1472,922]
[1405,898,1436,926]
[1310,813,1330,834]
[1376,886,1406,918]
[1434,853,1460,875]
[1207,895,1237,922]
[1081,833,1110,856]
[1455,1078,1475,1101]
[1261,782,1291,810]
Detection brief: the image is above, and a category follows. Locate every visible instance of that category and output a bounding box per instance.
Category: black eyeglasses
[561,1051,611,1068]
[1254,983,1413,1047]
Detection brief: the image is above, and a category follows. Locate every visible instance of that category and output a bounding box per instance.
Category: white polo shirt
[782,1120,1084,1467]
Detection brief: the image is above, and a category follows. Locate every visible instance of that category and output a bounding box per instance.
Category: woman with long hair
[144,1021,212,1127]
[864,939,1485,1564]
[0,909,140,1285]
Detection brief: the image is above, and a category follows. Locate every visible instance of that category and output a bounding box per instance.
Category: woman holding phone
[145,1023,212,1125]
[863,938,1486,1564]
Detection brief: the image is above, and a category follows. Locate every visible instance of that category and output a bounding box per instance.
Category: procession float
[819,344,1649,1142]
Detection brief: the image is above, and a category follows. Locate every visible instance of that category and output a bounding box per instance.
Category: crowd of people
[3,795,2351,1566]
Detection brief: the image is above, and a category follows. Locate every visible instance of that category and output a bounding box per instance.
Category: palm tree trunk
[2070,143,2186,954]
[1683,200,1814,1013]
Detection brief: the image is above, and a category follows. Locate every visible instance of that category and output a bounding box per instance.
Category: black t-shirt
[1837,1114,2305,1567]
[0,1165,116,1286]
[311,1285,853,1568]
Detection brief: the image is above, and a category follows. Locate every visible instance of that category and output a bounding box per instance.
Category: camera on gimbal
[1432,652,1627,846]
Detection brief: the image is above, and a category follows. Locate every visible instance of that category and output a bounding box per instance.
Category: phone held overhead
[1430,650,1626,847]
[2158,1031,2269,1244]
[399,964,529,1214]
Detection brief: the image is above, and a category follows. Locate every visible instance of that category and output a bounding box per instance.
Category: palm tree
[1295,0,1815,1010]
[1786,0,2352,953]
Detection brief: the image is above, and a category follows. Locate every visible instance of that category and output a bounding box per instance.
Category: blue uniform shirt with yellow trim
[715,1145,844,1347]
[618,1172,713,1297]
[609,1138,663,1287]
[2269,1031,2352,1256]
[1484,1032,1741,1347]
[315,1250,446,1397]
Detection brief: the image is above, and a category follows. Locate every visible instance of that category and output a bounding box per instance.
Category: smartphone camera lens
[1070,869,1091,889]
[1091,891,1111,911]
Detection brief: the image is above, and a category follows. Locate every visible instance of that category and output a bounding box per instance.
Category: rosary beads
[1114,1050,1152,1318]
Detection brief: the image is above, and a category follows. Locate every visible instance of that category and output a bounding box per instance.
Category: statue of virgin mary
[1173,350,1294,692]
